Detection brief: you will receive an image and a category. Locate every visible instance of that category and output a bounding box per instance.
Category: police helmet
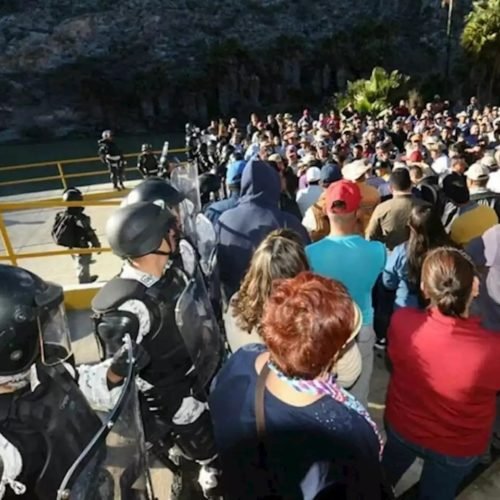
[141,143,152,153]
[62,187,83,202]
[101,130,113,140]
[106,201,178,259]
[123,178,185,208]
[0,265,65,376]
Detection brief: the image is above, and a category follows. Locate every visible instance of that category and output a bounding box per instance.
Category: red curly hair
[262,271,355,379]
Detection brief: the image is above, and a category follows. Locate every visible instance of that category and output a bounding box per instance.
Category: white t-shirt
[296,185,323,216]
[302,207,318,232]
[487,171,500,194]
[431,154,450,176]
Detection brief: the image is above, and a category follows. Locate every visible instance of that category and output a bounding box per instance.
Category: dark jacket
[216,159,309,298]
[204,191,240,226]
[470,189,500,220]
[280,192,302,221]
[67,208,100,249]
[98,139,122,162]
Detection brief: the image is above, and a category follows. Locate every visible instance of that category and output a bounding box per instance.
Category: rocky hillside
[0,0,472,142]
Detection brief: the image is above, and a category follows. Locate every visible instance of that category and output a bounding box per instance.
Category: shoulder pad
[92,277,146,313]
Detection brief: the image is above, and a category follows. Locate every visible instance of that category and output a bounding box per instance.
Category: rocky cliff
[0,0,472,142]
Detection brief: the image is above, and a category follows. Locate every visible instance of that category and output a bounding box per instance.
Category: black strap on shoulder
[254,363,281,497]
[255,363,270,439]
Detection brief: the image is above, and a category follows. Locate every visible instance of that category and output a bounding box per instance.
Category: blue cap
[320,163,342,186]
[226,160,247,185]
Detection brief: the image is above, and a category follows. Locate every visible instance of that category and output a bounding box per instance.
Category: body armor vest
[0,363,101,500]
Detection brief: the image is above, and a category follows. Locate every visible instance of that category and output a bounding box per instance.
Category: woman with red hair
[209,272,387,499]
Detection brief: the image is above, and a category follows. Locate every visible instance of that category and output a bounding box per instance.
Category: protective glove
[109,340,150,379]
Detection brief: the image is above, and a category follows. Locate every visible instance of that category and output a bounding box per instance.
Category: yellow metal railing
[0,194,124,266]
[0,148,186,191]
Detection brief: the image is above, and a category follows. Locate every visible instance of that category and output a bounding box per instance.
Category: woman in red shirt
[382,247,500,500]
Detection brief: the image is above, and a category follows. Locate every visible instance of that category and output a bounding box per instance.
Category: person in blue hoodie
[216,159,309,299]
[204,160,246,225]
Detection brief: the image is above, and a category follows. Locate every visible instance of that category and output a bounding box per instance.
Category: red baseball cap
[402,150,423,163]
[325,180,361,214]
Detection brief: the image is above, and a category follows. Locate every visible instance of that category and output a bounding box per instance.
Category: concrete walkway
[0,181,141,285]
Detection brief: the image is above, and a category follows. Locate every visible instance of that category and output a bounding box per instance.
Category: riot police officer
[98,130,125,190]
[123,177,199,273]
[0,265,104,499]
[56,187,100,284]
[137,144,159,178]
[91,202,220,499]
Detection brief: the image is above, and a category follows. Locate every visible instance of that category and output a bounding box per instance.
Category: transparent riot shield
[175,268,223,389]
[171,162,201,215]
[195,213,216,277]
[57,336,155,500]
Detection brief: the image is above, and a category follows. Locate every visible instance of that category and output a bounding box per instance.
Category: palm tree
[335,67,409,116]
[462,0,500,101]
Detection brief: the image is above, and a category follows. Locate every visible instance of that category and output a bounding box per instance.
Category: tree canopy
[334,67,409,116]
[462,0,500,99]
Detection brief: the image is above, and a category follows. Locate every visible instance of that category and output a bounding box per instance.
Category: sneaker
[374,338,387,350]
[89,275,98,283]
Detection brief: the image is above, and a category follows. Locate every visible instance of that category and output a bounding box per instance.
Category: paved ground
[0,181,140,285]
[3,183,500,498]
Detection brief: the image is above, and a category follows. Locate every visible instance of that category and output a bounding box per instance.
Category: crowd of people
[201,96,500,499]
[3,95,500,500]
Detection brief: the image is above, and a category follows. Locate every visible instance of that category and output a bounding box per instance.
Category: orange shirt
[357,181,381,232]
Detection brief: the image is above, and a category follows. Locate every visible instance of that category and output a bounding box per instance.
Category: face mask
[0,368,31,391]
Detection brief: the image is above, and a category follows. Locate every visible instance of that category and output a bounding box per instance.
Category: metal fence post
[0,211,17,266]
[57,162,68,191]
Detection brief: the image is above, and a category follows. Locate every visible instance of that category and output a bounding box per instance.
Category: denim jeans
[372,277,395,341]
[382,425,479,500]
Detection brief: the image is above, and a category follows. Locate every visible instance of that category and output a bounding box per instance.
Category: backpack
[51,211,80,248]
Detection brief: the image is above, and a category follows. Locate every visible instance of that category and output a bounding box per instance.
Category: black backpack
[51,211,80,248]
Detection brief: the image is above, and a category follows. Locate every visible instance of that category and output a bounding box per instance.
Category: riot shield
[57,336,155,500]
[175,268,223,389]
[195,213,216,277]
[158,141,169,176]
[171,162,201,215]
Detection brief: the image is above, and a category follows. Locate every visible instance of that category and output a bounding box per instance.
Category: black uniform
[0,265,102,500]
[137,153,159,178]
[92,265,217,464]
[98,139,125,189]
[93,201,221,498]
[0,364,101,500]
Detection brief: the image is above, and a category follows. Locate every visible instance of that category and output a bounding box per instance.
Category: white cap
[306,166,321,183]
[481,154,498,169]
[466,163,490,181]
[342,160,372,181]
